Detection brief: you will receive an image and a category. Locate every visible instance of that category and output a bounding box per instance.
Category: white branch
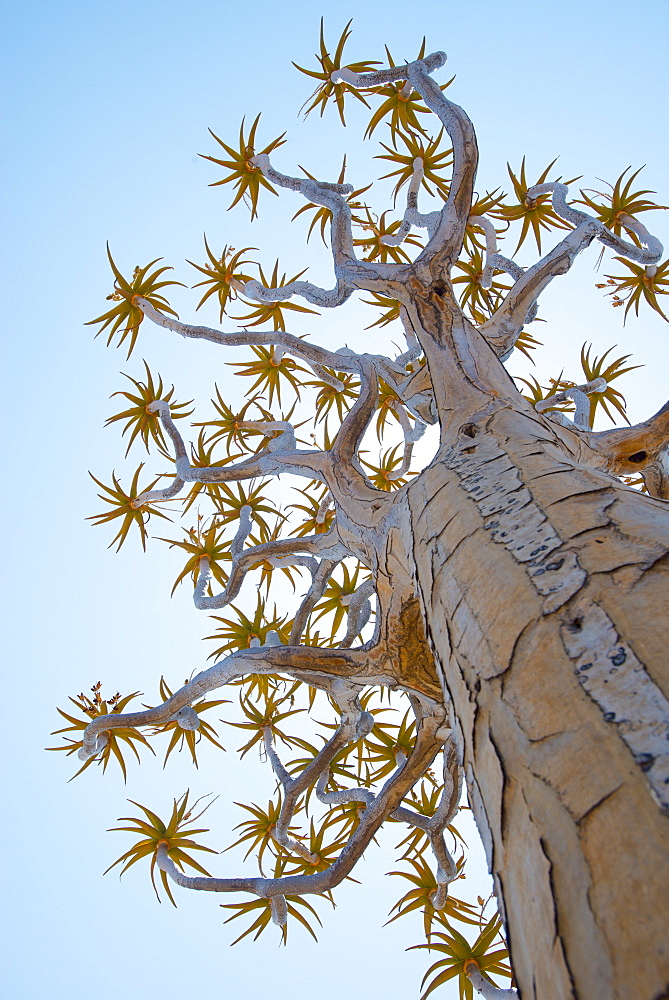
[252,152,357,271]
[394,307,422,365]
[130,400,187,506]
[384,402,426,482]
[481,183,663,358]
[194,528,347,611]
[331,359,380,469]
[244,275,352,309]
[131,472,186,507]
[392,743,461,907]
[236,419,296,452]
[490,254,524,282]
[270,894,288,927]
[381,157,440,245]
[528,183,663,265]
[406,61,477,266]
[316,491,334,524]
[262,726,319,863]
[337,52,477,269]
[308,364,343,389]
[465,215,542,347]
[289,557,341,645]
[472,214,499,289]
[316,768,375,806]
[466,964,518,999]
[263,688,374,863]
[535,377,607,431]
[339,578,376,647]
[231,503,253,559]
[136,299,425,423]
[133,394,327,495]
[77,643,389,761]
[250,154,401,291]
[331,52,447,88]
[135,297,365,374]
[480,219,601,355]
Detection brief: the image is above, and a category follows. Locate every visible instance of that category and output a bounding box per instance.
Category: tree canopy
[46,19,668,1000]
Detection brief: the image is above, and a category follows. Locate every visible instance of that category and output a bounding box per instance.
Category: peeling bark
[408,391,669,1000]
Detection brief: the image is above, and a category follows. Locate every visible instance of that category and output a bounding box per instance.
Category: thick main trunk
[407,406,669,1000]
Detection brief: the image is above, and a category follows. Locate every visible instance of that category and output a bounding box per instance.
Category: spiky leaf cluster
[87,248,183,358]
[202,115,286,219]
[49,684,153,781]
[105,792,218,906]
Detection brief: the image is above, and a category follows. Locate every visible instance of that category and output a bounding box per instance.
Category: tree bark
[407,395,669,1000]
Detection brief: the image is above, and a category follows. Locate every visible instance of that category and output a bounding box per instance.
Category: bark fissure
[540,834,580,1000]
[575,784,622,825]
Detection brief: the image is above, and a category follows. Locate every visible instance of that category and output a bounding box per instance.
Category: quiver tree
[54,27,669,1000]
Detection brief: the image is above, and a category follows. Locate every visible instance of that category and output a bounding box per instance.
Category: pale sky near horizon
[2,2,668,998]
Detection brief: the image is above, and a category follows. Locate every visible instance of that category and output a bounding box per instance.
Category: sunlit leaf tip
[86,246,183,358]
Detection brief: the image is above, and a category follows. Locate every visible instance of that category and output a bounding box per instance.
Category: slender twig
[132,395,327,499]
[135,297,366,374]
[290,557,341,645]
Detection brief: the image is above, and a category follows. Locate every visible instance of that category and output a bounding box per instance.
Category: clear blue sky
[2,2,668,998]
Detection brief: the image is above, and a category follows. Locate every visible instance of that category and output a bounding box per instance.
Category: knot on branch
[174,706,200,731]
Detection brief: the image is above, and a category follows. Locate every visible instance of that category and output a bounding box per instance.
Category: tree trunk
[407,403,669,1000]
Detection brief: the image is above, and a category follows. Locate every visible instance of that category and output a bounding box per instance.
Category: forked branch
[382,157,440,244]
[334,52,478,271]
[249,155,411,291]
[482,183,664,356]
[263,694,374,863]
[132,400,327,508]
[77,639,407,762]
[155,702,449,912]
[194,524,347,611]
